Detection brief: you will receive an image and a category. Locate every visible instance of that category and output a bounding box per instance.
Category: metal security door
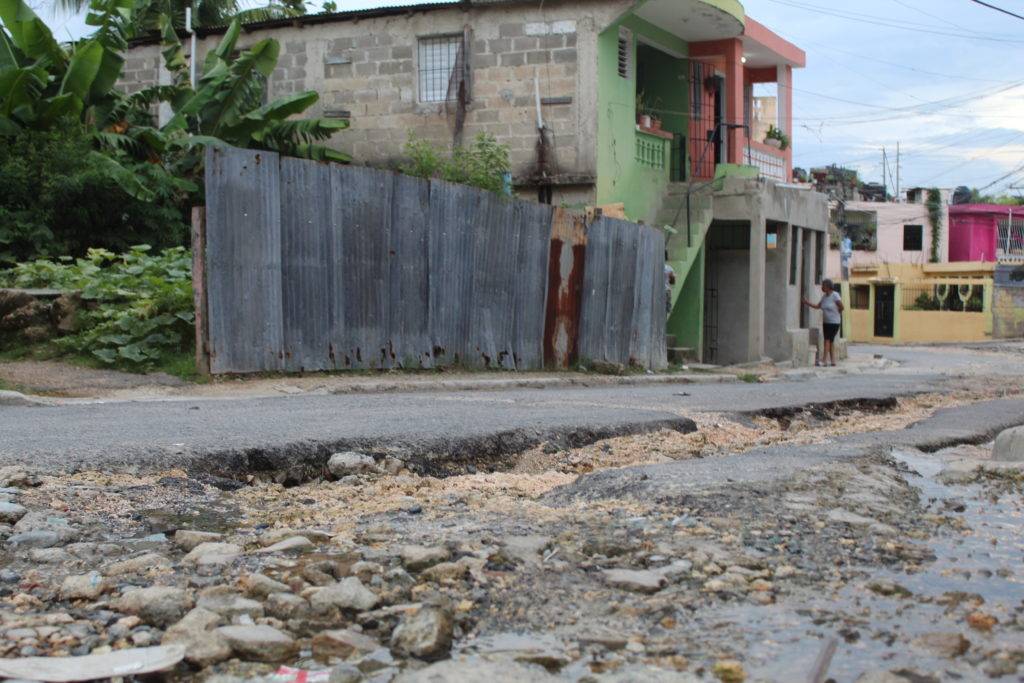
[874,285,895,338]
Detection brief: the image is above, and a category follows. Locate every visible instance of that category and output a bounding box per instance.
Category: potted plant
[636,92,652,128]
[648,96,663,131]
[765,124,790,150]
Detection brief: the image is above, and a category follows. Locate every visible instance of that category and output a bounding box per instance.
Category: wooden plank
[280,157,333,372]
[597,202,627,219]
[190,206,210,376]
[204,146,284,374]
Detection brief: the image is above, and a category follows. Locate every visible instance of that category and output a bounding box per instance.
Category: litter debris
[264,666,332,682]
[0,644,185,682]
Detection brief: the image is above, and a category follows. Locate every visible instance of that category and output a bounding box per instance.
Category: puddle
[701,447,1024,682]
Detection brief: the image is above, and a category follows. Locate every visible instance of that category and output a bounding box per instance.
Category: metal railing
[996,217,1024,259]
[901,281,986,312]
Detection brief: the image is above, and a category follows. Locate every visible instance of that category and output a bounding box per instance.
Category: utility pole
[882,147,888,202]
[896,141,901,202]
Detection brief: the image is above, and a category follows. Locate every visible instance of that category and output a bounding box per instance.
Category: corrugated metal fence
[200,146,666,374]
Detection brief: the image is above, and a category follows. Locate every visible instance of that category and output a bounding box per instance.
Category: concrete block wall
[119,51,161,94]
[993,263,1024,340]
[119,0,633,196]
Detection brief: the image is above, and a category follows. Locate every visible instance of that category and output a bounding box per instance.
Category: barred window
[418,35,461,103]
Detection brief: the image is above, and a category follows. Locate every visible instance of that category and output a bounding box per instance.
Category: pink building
[949,204,1024,262]
[826,200,950,280]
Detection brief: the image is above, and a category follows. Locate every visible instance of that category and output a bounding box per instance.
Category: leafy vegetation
[925,187,943,263]
[1,0,349,262]
[0,127,189,263]
[1,246,194,370]
[402,133,511,194]
[765,124,790,151]
[54,0,307,30]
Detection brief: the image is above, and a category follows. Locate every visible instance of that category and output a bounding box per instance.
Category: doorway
[874,285,895,338]
[703,221,751,364]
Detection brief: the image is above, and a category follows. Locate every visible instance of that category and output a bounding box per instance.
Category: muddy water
[706,448,1024,682]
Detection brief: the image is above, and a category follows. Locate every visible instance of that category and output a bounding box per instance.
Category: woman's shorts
[823,323,840,342]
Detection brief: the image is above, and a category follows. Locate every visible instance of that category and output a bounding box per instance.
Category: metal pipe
[186,6,197,88]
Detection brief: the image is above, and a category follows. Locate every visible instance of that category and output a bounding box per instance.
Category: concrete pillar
[724,39,745,165]
[778,64,793,181]
[748,214,767,361]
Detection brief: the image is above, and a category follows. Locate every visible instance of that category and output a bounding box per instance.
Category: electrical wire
[765,0,1024,43]
[968,0,1024,22]
[798,38,1018,85]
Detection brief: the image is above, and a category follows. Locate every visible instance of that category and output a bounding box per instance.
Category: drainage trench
[182,395,928,488]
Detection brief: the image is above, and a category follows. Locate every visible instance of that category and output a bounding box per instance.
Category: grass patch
[738,373,762,383]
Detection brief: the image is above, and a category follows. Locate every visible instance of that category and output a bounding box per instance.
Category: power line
[978,162,1024,191]
[968,0,1024,22]
[916,131,1024,184]
[780,79,1024,126]
[765,0,1024,43]
[892,0,995,35]
[800,38,1018,84]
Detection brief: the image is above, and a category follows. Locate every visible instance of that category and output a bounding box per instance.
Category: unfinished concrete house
[121,0,829,366]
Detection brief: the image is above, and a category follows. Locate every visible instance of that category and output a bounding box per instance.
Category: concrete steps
[668,346,697,365]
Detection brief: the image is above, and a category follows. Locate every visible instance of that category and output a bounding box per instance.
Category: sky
[45,0,1024,197]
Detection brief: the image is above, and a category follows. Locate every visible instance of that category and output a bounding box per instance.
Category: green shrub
[0,127,190,264]
[1,246,194,370]
[401,133,511,193]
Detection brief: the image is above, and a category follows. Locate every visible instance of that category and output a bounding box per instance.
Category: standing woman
[803,279,844,367]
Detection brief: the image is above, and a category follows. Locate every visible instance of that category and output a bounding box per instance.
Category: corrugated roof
[130,0,522,45]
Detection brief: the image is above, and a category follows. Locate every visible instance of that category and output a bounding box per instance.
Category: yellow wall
[845,282,993,344]
[899,311,990,343]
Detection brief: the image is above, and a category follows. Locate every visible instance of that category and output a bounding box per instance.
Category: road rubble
[0,365,1022,681]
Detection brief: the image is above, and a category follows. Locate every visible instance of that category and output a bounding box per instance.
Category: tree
[52,0,306,30]
[2,0,349,260]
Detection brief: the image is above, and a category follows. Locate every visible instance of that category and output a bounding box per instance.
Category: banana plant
[160,18,349,163]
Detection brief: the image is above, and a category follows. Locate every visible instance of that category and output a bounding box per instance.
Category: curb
[326,373,739,395]
[0,391,49,408]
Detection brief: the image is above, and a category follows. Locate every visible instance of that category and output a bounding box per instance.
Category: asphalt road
[0,344,1020,474]
[551,397,1024,504]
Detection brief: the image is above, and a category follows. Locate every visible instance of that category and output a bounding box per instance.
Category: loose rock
[173,530,224,551]
[113,586,192,627]
[311,577,380,613]
[602,569,667,594]
[217,624,298,663]
[162,607,231,667]
[400,546,449,572]
[313,628,381,661]
[182,542,242,566]
[60,572,108,601]
[390,606,453,660]
[328,452,379,477]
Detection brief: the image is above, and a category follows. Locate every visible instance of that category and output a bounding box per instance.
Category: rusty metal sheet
[543,208,587,368]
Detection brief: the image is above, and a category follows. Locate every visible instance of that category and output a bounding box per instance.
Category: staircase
[653,182,715,364]
[654,182,714,309]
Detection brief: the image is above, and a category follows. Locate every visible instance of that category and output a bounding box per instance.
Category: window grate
[617,27,632,79]
[418,35,461,103]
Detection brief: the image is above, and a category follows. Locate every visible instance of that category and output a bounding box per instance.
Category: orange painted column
[723,38,746,166]
[779,64,793,181]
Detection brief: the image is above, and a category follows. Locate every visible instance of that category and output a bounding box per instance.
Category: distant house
[949,204,1024,263]
[826,190,952,280]
[122,0,831,367]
